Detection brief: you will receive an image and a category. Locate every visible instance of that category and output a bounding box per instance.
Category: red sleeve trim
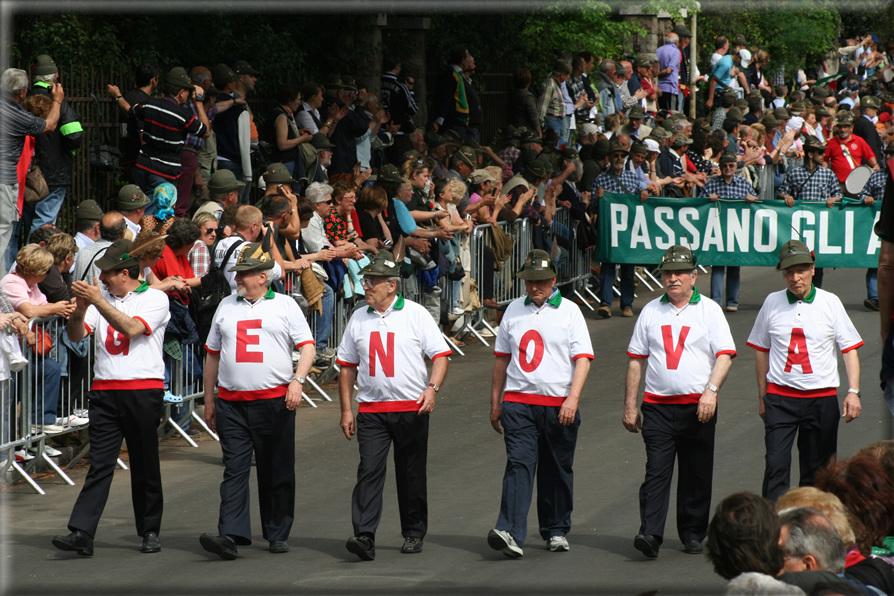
[746,341,770,353]
[204,346,220,354]
[430,350,452,360]
[573,353,595,361]
[84,323,92,335]
[494,351,511,357]
[133,316,151,336]
[295,340,316,348]
[841,341,864,354]
[715,350,737,359]
[336,359,359,367]
[627,351,648,359]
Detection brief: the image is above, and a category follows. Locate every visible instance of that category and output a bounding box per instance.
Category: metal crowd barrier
[552,208,599,309]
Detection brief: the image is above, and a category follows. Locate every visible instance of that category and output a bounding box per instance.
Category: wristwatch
[291,376,306,385]
[848,388,861,397]
[427,383,440,393]
[705,384,719,394]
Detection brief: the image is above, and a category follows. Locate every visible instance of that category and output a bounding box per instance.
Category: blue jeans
[4,220,20,276]
[563,115,573,145]
[600,263,635,309]
[28,185,66,235]
[131,168,167,216]
[218,160,252,205]
[867,268,878,300]
[313,283,334,350]
[27,356,61,425]
[544,118,566,149]
[711,266,740,307]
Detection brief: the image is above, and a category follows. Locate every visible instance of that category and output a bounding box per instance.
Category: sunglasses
[204,228,218,234]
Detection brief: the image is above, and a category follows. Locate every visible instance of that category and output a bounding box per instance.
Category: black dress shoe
[634,534,660,559]
[401,536,423,553]
[269,540,289,553]
[141,532,161,553]
[52,530,94,557]
[345,535,375,561]
[683,539,703,554]
[200,533,237,560]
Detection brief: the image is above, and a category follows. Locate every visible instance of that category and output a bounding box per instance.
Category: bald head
[190,66,212,91]
[99,211,127,242]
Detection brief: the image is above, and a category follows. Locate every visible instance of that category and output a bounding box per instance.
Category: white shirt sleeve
[418,309,451,359]
[84,304,100,335]
[288,301,315,348]
[134,290,170,336]
[568,304,595,359]
[237,111,252,179]
[746,303,771,351]
[205,303,224,352]
[832,296,863,352]
[494,309,512,356]
[708,306,737,357]
[336,317,359,365]
[627,307,651,357]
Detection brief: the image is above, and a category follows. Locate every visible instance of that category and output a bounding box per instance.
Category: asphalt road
[2,266,892,596]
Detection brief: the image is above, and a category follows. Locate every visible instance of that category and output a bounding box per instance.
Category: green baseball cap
[229,242,276,272]
[516,249,558,280]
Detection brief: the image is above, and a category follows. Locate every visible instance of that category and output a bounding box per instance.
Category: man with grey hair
[27,54,83,234]
[357,94,389,172]
[656,32,681,111]
[0,67,64,276]
[594,59,618,120]
[776,507,871,595]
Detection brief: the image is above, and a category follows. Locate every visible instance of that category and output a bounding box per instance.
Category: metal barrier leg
[117,458,128,470]
[646,268,662,287]
[634,269,654,292]
[41,450,75,486]
[304,377,332,402]
[167,417,199,448]
[302,392,317,408]
[573,288,596,311]
[443,333,465,357]
[8,460,46,495]
[191,411,219,441]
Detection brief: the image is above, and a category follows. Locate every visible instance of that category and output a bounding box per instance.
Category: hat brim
[516,268,557,281]
[358,265,399,277]
[658,262,696,271]
[228,261,276,273]
[95,255,140,271]
[776,255,815,271]
[117,196,151,209]
[264,175,299,185]
[207,180,246,194]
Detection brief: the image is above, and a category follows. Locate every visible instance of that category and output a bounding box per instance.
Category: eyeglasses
[204,228,218,235]
[361,277,390,289]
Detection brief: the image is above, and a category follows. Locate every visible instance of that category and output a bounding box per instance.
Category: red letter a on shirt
[661,325,690,370]
[369,332,395,377]
[784,328,813,374]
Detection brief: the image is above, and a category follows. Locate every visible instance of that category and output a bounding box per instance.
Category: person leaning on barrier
[74,212,127,286]
[199,243,315,560]
[746,239,863,502]
[337,250,451,560]
[624,245,735,559]
[53,239,171,557]
[487,249,593,558]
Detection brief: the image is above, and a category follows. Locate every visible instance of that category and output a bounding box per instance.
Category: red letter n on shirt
[784,328,813,374]
[661,325,690,370]
[369,332,395,377]
[236,320,263,363]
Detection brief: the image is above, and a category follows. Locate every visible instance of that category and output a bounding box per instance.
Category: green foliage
[12,14,126,68]
[641,0,701,21]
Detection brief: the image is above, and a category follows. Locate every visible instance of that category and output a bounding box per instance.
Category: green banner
[597,194,882,268]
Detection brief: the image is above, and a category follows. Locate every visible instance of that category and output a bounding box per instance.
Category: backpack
[195,239,245,343]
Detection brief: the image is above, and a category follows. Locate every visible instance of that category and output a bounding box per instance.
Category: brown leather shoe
[622,307,634,317]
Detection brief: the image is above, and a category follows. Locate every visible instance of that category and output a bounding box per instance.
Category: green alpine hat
[116,184,151,210]
[229,242,276,272]
[95,239,140,271]
[455,146,477,169]
[34,54,58,76]
[263,163,298,185]
[165,67,194,92]
[310,132,336,151]
[658,245,697,271]
[359,250,400,277]
[212,64,237,89]
[516,249,558,280]
[776,239,815,271]
[207,169,245,194]
[75,200,104,221]
[377,164,403,184]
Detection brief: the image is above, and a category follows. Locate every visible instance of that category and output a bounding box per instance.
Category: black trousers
[639,402,716,545]
[762,393,839,502]
[495,401,580,547]
[657,93,677,112]
[68,389,164,539]
[352,411,429,539]
[216,396,296,545]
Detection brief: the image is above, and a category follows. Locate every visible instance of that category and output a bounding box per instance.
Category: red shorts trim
[503,391,566,407]
[716,350,737,359]
[746,341,770,353]
[643,392,702,405]
[219,385,289,401]
[358,400,420,413]
[573,353,595,361]
[430,350,452,360]
[295,340,315,348]
[133,316,152,336]
[336,359,358,367]
[92,379,165,391]
[494,351,511,357]
[841,341,863,353]
[767,383,837,398]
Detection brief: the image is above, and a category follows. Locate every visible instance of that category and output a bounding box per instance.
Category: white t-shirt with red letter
[205,288,314,401]
[84,282,170,390]
[494,290,594,407]
[336,294,451,413]
[627,288,736,404]
[746,286,862,397]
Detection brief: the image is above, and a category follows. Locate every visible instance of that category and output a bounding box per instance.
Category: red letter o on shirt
[518,329,545,373]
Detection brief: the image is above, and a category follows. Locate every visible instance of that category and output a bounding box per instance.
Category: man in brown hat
[199,243,315,560]
[338,250,451,560]
[747,240,863,501]
[194,170,244,222]
[54,238,171,556]
[488,249,593,557]
[73,200,104,268]
[117,184,152,241]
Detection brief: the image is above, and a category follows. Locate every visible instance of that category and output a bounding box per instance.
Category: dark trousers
[176,149,199,218]
[216,396,295,545]
[600,262,635,309]
[496,401,580,547]
[639,402,715,545]
[658,93,678,112]
[68,389,164,539]
[353,411,429,539]
[762,393,839,502]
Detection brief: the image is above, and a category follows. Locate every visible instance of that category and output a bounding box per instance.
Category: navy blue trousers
[495,401,580,547]
[216,396,295,545]
[638,402,715,545]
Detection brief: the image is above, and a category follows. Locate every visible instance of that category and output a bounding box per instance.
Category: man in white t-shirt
[213,205,286,292]
[488,250,594,558]
[199,243,315,560]
[53,238,171,557]
[624,245,735,559]
[746,240,862,501]
[337,250,451,560]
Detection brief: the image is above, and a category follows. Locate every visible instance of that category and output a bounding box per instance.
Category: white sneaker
[547,535,570,552]
[32,445,62,457]
[14,449,34,461]
[450,307,465,316]
[65,414,89,426]
[475,327,495,338]
[487,529,523,558]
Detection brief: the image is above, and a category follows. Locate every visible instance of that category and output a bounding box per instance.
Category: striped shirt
[130,96,206,180]
[0,97,46,185]
[858,168,886,201]
[537,76,566,123]
[184,100,218,150]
